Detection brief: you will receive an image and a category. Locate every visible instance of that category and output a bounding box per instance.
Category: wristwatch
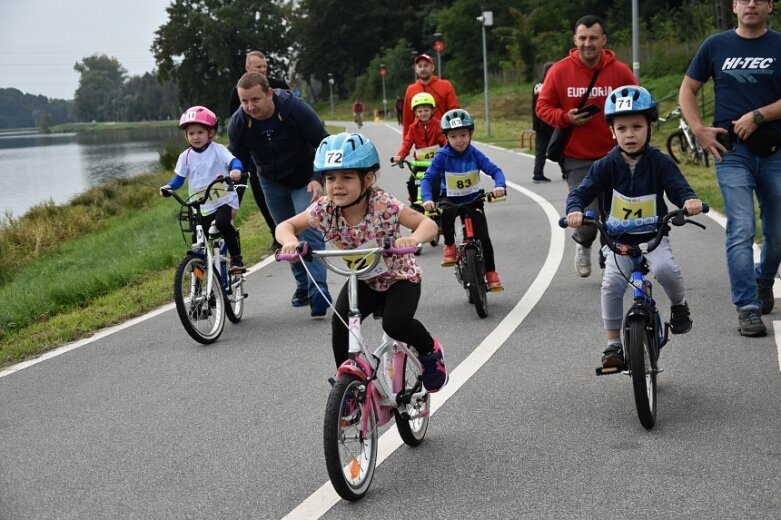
[752,109,764,125]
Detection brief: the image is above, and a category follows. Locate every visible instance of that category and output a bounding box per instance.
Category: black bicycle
[439,191,505,318]
[391,158,441,247]
[559,205,708,429]
[162,176,248,344]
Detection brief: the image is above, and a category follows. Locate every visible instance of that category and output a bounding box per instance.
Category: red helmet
[179,106,218,129]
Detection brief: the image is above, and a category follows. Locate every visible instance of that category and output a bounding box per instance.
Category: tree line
[2,0,732,129]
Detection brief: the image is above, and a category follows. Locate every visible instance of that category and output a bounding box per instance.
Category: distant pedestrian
[531,62,555,183]
[395,95,404,125]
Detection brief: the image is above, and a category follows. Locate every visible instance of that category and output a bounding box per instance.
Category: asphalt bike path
[0,122,779,519]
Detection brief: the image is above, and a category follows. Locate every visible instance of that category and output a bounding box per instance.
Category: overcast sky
[0,0,172,100]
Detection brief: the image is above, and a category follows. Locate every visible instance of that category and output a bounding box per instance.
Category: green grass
[0,80,727,367]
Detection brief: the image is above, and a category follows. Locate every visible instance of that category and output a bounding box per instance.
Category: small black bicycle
[560,205,708,429]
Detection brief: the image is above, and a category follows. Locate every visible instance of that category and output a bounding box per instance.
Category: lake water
[0,126,180,219]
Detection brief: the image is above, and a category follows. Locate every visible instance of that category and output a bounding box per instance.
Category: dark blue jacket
[228,89,327,189]
[566,146,697,243]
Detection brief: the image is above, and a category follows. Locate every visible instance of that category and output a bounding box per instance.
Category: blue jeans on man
[260,177,330,312]
[716,143,781,311]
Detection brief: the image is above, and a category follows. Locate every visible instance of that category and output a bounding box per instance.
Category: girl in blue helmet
[565,85,703,371]
[275,132,449,392]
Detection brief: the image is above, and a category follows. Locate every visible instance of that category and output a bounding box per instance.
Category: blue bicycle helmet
[440,108,475,133]
[604,85,658,125]
[313,132,380,172]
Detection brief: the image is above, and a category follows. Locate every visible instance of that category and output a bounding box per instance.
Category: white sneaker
[575,245,591,277]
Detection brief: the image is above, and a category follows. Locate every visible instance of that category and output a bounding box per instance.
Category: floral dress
[308,189,422,291]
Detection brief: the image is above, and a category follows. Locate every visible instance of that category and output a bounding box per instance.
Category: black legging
[440,198,497,273]
[331,280,434,367]
[198,205,240,258]
[236,161,276,238]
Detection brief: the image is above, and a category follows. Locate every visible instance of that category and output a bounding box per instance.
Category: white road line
[0,255,278,379]
[281,180,565,519]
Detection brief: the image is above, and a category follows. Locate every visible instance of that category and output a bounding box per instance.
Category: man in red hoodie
[402,54,459,136]
[537,15,637,278]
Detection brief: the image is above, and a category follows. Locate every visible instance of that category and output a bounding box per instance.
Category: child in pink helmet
[160,106,247,273]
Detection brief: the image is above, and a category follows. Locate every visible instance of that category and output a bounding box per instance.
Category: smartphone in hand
[576,104,600,116]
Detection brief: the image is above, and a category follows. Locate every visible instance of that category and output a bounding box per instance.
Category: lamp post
[379,64,388,119]
[327,73,334,120]
[433,33,444,78]
[476,11,493,137]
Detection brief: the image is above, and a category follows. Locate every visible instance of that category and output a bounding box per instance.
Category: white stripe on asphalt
[281,178,565,519]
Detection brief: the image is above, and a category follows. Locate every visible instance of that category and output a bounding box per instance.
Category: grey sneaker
[757,278,774,315]
[738,308,767,337]
[575,245,591,277]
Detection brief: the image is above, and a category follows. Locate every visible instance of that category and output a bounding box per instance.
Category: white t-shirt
[174,142,240,215]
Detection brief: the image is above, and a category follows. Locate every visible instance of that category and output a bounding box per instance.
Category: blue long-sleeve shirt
[421,143,506,203]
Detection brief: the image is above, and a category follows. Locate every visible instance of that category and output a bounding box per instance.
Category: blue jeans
[259,177,328,297]
[716,143,781,311]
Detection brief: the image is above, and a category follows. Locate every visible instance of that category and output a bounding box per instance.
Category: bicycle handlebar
[390,157,432,171]
[161,173,249,208]
[436,189,507,209]
[558,204,709,256]
[275,240,420,266]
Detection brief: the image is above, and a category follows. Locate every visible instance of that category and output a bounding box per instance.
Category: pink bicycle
[276,241,430,501]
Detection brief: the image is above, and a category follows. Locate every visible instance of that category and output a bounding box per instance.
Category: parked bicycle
[438,190,505,318]
[162,176,248,344]
[391,157,441,246]
[559,205,708,429]
[276,241,430,501]
[659,105,709,167]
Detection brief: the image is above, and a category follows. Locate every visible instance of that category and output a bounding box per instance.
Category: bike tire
[173,255,225,344]
[394,354,430,446]
[666,130,687,164]
[323,374,377,501]
[465,247,488,318]
[224,272,245,323]
[627,317,657,430]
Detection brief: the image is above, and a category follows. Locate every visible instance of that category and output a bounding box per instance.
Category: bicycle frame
[277,244,428,430]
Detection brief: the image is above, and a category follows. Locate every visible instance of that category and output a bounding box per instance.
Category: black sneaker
[291,288,309,307]
[229,256,246,274]
[669,302,692,335]
[757,278,774,315]
[601,345,625,371]
[738,308,767,337]
[532,175,551,183]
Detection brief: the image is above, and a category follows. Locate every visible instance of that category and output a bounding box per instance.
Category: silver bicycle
[660,106,710,167]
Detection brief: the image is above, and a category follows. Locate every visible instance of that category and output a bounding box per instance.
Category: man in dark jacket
[228,72,331,318]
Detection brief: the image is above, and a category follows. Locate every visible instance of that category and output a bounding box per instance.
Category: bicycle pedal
[595,366,622,376]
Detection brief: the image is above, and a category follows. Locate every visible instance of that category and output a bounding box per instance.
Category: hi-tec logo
[722,57,775,83]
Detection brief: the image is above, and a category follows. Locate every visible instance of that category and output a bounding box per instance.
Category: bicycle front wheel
[666,130,687,164]
[224,272,245,323]
[465,247,488,318]
[626,317,657,430]
[173,255,225,344]
[394,354,430,446]
[323,374,377,501]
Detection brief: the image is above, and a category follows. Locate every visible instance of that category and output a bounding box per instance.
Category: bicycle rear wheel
[173,255,225,344]
[626,317,657,429]
[394,354,430,446]
[224,272,245,323]
[465,247,488,318]
[666,130,687,164]
[323,374,377,501]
